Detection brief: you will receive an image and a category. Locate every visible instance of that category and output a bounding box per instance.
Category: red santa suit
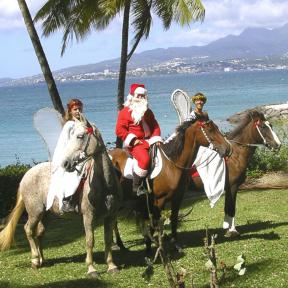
[115,86,162,177]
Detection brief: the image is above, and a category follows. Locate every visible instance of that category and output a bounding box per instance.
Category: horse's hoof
[87,271,99,279]
[107,267,120,274]
[225,230,240,238]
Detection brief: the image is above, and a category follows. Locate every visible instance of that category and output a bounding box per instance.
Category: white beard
[130,98,148,124]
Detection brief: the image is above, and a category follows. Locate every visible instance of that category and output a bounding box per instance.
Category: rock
[228,102,288,124]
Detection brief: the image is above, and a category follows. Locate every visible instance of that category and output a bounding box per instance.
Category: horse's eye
[77,134,84,139]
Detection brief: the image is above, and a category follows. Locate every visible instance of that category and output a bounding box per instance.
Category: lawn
[0,189,287,288]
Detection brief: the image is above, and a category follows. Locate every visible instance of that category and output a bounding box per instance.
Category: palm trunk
[17,0,65,116]
[116,0,131,148]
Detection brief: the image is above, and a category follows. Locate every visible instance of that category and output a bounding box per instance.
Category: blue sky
[1,0,288,79]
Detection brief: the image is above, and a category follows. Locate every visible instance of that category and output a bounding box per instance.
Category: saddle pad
[123,149,163,179]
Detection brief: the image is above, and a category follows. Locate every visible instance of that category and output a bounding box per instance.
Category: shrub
[0,163,30,218]
[247,121,288,177]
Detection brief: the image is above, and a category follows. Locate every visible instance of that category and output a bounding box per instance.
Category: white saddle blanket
[123,149,163,179]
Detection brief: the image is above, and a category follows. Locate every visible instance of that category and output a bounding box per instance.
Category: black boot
[132,172,146,196]
[61,196,76,213]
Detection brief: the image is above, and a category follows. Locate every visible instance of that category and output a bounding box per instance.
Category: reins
[159,122,220,170]
[228,140,264,148]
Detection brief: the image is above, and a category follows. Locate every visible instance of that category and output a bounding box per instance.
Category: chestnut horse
[0,118,122,277]
[109,118,231,251]
[190,110,281,237]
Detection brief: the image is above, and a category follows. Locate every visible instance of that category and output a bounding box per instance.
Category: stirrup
[136,184,147,196]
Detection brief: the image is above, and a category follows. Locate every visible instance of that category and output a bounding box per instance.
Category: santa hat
[124,83,147,106]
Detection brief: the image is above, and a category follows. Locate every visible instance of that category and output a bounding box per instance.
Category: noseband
[78,127,94,161]
[230,118,271,148]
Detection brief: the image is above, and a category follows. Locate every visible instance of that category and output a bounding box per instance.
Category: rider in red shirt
[116,83,162,195]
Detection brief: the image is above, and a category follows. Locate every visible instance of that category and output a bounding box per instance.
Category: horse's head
[62,116,103,172]
[193,120,231,157]
[248,110,281,150]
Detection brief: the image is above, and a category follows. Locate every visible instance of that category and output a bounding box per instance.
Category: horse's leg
[24,213,43,269]
[113,220,126,250]
[82,211,98,278]
[35,221,45,266]
[223,184,240,237]
[104,215,119,273]
[170,189,185,253]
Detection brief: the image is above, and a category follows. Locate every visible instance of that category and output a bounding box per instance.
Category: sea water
[0,70,287,167]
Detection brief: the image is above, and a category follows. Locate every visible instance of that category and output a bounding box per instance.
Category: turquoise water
[0,70,287,167]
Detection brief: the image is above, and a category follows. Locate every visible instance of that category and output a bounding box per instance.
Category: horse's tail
[0,188,25,251]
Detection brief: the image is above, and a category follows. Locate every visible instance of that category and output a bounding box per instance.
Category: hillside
[4,23,288,86]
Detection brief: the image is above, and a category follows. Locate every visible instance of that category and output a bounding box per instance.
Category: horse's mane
[162,119,197,160]
[227,110,265,140]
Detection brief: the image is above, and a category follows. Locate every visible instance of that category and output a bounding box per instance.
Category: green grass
[0,189,287,287]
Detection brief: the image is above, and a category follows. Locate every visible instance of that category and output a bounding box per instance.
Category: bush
[0,164,30,218]
[247,121,288,177]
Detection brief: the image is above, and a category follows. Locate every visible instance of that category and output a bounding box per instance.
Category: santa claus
[115,83,162,195]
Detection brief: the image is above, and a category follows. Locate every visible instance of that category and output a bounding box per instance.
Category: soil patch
[240,171,288,190]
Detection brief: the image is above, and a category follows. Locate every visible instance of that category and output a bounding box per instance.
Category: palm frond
[127,0,152,61]
[172,0,205,26]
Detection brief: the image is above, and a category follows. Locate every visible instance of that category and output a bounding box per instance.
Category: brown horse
[109,118,231,251]
[0,118,122,278]
[189,110,281,238]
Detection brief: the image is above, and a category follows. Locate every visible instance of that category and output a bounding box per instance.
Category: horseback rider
[187,92,209,121]
[115,83,163,195]
[47,99,86,213]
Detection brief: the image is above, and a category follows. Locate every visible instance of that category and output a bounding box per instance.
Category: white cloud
[137,0,288,50]
[204,0,288,30]
[0,0,46,29]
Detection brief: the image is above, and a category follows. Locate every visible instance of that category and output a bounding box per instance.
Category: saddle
[123,144,163,180]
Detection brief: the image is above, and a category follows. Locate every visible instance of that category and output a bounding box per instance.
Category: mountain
[54,23,288,74]
[4,23,288,86]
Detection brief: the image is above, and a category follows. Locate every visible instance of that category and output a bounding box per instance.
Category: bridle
[198,120,215,150]
[229,118,273,148]
[68,126,93,174]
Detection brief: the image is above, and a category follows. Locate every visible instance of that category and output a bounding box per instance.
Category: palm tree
[34,0,205,114]
[117,0,205,111]
[17,0,65,116]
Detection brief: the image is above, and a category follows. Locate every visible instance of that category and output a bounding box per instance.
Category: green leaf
[239,267,247,276]
[236,254,245,264]
[164,218,171,225]
[234,262,242,271]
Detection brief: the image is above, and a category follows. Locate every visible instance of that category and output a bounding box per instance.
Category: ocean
[0,70,287,167]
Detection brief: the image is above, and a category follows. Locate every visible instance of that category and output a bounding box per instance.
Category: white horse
[0,118,122,278]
